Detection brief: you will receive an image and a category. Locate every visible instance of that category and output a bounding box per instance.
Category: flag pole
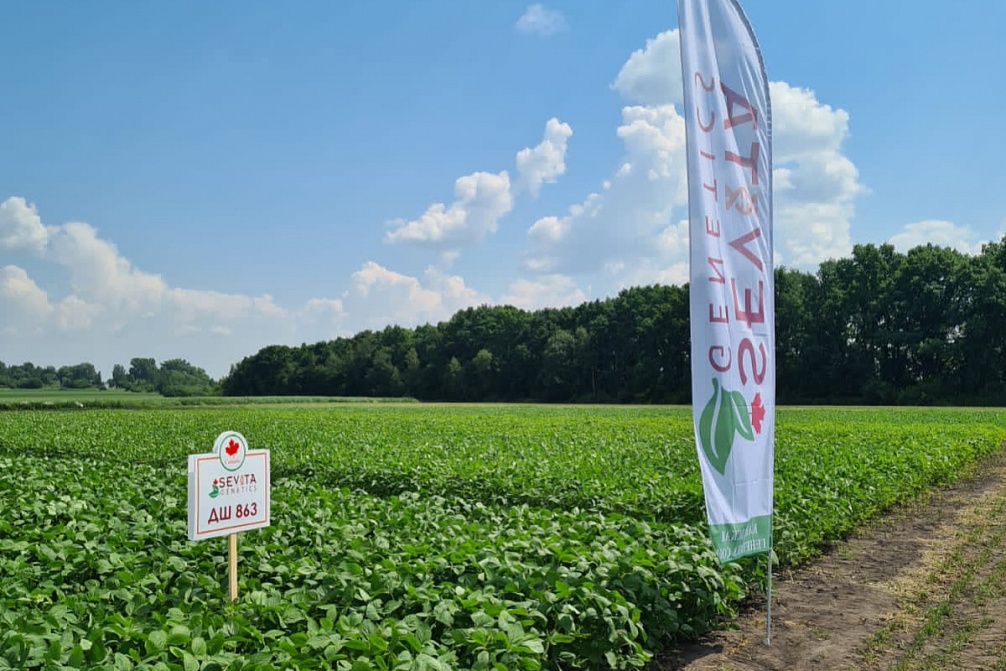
[764,550,772,644]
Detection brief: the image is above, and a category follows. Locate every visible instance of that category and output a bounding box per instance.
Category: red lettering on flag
[727,228,764,271]
[709,345,732,372]
[725,142,760,185]
[738,338,767,384]
[705,216,720,237]
[694,72,715,92]
[725,185,757,214]
[721,82,757,129]
[730,279,766,328]
[707,256,725,283]
[703,179,718,201]
[697,109,716,133]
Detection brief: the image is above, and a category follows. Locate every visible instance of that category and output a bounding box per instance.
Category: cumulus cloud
[770,82,864,267]
[888,220,982,255]
[0,196,501,377]
[48,221,167,312]
[165,289,289,336]
[516,118,573,197]
[0,197,49,254]
[515,4,566,36]
[341,261,488,328]
[384,171,513,249]
[0,197,303,376]
[0,265,52,321]
[521,42,865,296]
[290,298,348,342]
[524,103,687,278]
[384,117,571,252]
[612,30,682,106]
[0,31,873,377]
[500,274,587,311]
[0,265,105,334]
[55,295,103,332]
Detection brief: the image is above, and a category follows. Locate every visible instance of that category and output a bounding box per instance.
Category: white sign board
[187,431,270,541]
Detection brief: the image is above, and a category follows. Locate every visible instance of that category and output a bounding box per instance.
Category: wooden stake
[228,533,238,601]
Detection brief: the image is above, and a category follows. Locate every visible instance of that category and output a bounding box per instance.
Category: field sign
[187,431,270,541]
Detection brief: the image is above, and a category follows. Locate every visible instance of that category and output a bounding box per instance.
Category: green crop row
[0,406,707,525]
[1,406,1003,565]
[0,454,742,670]
[2,405,1005,669]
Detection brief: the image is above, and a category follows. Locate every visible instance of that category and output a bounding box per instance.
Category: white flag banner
[678,0,774,563]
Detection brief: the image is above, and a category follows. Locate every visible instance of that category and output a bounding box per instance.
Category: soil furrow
[657,448,1006,671]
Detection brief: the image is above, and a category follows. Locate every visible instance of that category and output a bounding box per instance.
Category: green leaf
[146,630,168,655]
[68,645,85,668]
[727,390,754,441]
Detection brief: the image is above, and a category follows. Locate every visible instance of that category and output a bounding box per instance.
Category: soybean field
[1,405,1004,670]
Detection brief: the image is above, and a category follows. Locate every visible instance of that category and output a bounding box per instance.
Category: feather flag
[679,0,774,563]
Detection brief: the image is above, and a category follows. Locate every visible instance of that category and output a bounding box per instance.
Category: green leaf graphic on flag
[699,378,754,475]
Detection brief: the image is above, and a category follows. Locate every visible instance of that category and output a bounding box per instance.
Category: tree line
[9,239,1005,405]
[223,240,1006,405]
[0,358,216,397]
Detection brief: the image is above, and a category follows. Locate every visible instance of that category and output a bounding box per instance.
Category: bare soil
[655,448,1006,671]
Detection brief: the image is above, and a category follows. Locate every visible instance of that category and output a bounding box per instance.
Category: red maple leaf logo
[225,439,240,456]
[750,393,765,435]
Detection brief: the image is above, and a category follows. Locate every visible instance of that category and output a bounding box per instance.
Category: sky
[2,1,1005,380]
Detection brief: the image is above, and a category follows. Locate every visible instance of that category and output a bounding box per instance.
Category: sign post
[188,431,270,601]
[229,534,239,601]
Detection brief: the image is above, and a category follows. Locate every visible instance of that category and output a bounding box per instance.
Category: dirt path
[656,449,1006,671]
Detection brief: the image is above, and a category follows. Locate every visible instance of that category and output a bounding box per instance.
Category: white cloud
[516,117,573,197]
[500,274,586,310]
[0,198,502,377]
[46,221,167,312]
[0,265,52,321]
[0,197,49,254]
[515,4,566,36]
[889,220,982,255]
[519,39,865,296]
[341,261,488,329]
[384,116,571,255]
[0,31,873,378]
[300,298,346,337]
[0,199,300,377]
[654,218,689,257]
[771,83,850,157]
[771,82,864,267]
[524,104,687,277]
[166,289,286,336]
[610,258,689,292]
[424,265,487,308]
[55,295,103,332]
[384,171,513,250]
[384,118,572,254]
[612,30,682,106]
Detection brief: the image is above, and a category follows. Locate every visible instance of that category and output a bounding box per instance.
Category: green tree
[540,329,578,401]
[127,357,160,393]
[157,359,215,396]
[111,364,128,389]
[469,348,494,399]
[444,356,464,400]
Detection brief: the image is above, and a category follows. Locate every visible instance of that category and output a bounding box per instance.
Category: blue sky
[2,1,1004,379]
